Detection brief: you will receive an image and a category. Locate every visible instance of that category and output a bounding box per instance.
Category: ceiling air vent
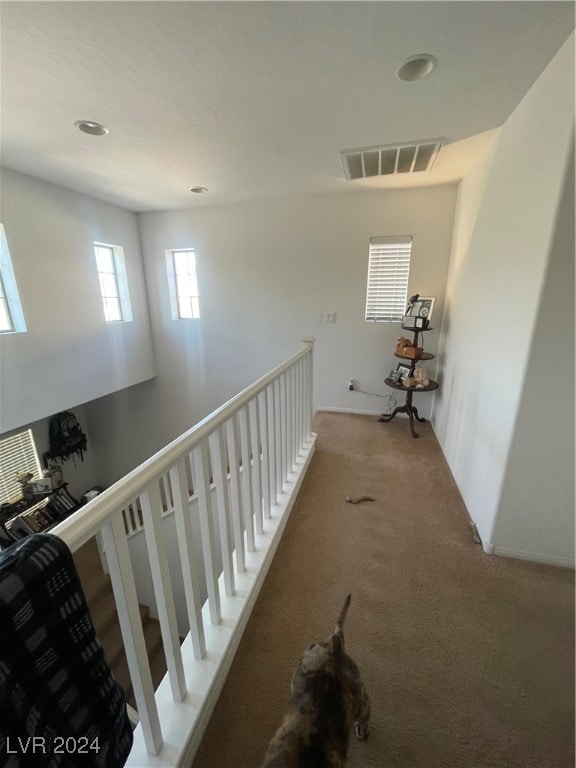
[340,139,444,180]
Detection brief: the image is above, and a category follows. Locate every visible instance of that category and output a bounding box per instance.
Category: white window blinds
[0,429,43,504]
[365,236,412,322]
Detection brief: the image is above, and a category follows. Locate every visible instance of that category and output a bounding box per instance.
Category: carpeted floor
[191,411,575,768]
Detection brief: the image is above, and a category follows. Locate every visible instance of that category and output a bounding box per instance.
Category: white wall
[493,145,574,565]
[85,187,456,486]
[434,34,575,564]
[0,169,157,434]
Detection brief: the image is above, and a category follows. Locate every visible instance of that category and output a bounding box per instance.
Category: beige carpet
[191,411,574,768]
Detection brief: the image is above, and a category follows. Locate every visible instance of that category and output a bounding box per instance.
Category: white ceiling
[1,2,573,213]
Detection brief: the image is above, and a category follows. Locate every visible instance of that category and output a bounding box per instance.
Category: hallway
[192,411,574,768]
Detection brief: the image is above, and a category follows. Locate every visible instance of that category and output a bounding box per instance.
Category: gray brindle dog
[261,594,371,768]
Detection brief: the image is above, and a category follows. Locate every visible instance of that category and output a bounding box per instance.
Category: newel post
[302,336,315,439]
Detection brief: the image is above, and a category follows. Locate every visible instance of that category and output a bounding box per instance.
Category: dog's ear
[330,594,351,655]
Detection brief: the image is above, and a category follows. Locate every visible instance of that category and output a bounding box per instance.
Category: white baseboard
[318,406,399,417]
[482,539,574,569]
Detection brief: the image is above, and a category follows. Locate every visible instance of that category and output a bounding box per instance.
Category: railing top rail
[52,341,314,552]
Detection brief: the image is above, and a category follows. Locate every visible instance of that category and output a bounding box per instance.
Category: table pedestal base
[378,389,427,438]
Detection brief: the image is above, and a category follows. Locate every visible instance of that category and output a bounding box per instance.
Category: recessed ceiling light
[397,54,437,81]
[189,186,208,194]
[74,120,109,136]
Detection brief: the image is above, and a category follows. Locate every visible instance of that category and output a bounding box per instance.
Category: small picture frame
[389,369,402,383]
[407,296,435,321]
[402,314,428,330]
[396,363,412,380]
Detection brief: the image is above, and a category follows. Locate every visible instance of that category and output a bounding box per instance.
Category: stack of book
[6,490,77,539]
[46,490,76,519]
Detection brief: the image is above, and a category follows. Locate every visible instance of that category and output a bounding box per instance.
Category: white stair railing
[52,339,316,768]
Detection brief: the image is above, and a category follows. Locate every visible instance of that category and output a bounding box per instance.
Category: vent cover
[340,139,444,180]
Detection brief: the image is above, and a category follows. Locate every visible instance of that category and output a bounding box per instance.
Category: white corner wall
[434,34,575,565]
[0,169,157,434]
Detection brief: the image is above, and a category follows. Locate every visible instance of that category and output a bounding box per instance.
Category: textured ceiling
[1,2,573,212]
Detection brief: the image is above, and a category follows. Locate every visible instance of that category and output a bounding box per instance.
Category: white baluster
[249,398,263,535]
[296,357,303,453]
[101,514,162,756]
[305,353,310,437]
[267,382,277,508]
[290,364,297,467]
[192,441,221,625]
[140,484,187,701]
[208,427,235,596]
[290,363,296,460]
[280,373,288,484]
[169,457,206,660]
[258,389,271,519]
[302,338,315,439]
[294,360,302,456]
[225,415,246,573]
[286,367,293,473]
[274,377,283,495]
[292,360,298,455]
[238,406,255,552]
[299,356,306,442]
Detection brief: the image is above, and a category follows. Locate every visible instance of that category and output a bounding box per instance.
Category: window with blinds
[0,429,43,504]
[365,236,412,322]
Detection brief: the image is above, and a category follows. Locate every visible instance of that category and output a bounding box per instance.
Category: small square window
[166,249,201,320]
[94,243,132,323]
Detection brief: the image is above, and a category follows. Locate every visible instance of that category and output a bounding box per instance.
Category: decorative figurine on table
[413,365,430,389]
[16,470,35,501]
[397,335,413,350]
